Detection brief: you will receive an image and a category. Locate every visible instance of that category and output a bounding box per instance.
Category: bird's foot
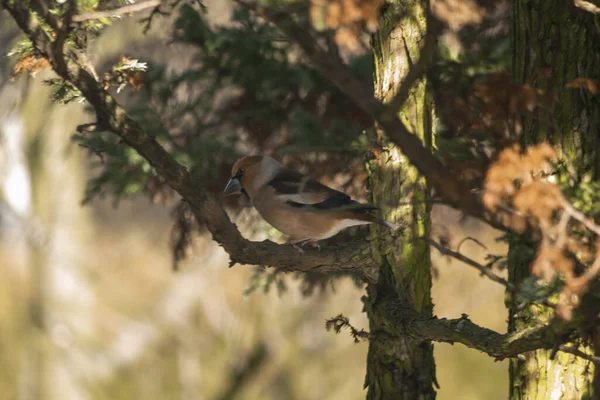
[286,238,320,254]
[286,239,308,254]
[291,243,305,255]
[300,239,320,250]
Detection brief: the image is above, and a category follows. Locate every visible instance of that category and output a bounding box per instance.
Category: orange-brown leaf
[11,54,50,79]
[565,77,598,94]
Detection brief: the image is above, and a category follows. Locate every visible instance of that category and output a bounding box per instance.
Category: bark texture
[510,1,600,398]
[364,1,437,398]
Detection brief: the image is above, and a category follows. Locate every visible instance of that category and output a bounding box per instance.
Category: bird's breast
[253,201,370,240]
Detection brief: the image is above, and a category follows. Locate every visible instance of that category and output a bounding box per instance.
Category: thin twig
[562,199,600,237]
[31,0,60,29]
[76,122,99,133]
[559,345,600,365]
[554,209,571,249]
[457,236,488,254]
[72,0,163,22]
[424,238,516,291]
[572,252,600,287]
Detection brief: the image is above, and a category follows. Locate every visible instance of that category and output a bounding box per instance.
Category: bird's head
[223,155,270,198]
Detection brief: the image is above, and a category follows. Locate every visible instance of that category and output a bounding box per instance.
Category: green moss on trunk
[510,1,600,398]
[507,239,594,399]
[364,1,436,398]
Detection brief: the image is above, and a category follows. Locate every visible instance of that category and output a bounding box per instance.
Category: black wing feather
[268,168,378,212]
[267,168,337,196]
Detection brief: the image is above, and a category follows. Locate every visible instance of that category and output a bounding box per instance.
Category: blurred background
[0,2,508,399]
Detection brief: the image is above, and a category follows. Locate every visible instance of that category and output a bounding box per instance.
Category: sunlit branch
[72,0,163,22]
[368,292,576,360]
[562,199,600,237]
[574,0,600,15]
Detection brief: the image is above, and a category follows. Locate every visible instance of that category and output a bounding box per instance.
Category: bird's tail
[371,217,401,230]
[342,203,401,230]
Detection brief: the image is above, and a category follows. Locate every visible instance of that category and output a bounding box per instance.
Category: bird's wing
[267,168,347,204]
[267,168,377,212]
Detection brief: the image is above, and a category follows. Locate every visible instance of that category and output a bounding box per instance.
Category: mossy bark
[364,1,437,398]
[509,1,600,398]
[507,239,594,399]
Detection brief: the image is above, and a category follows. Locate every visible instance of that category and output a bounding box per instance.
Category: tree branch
[2,0,380,283]
[368,292,577,361]
[72,0,164,23]
[562,199,600,237]
[558,345,600,365]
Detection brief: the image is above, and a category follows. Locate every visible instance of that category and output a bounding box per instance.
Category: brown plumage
[224,155,399,248]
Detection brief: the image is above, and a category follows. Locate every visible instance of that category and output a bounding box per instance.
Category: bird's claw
[291,243,305,255]
[288,239,321,254]
[302,240,320,250]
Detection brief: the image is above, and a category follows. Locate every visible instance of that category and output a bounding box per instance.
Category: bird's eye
[238,168,245,175]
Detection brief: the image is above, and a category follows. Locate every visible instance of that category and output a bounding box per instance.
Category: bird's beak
[223,177,243,195]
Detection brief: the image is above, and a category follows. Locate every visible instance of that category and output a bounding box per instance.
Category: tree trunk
[364,1,437,398]
[16,78,93,400]
[509,1,600,398]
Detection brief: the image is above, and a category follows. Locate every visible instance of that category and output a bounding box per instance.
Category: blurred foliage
[244,265,364,297]
[432,40,512,163]
[44,78,85,104]
[514,275,563,309]
[559,178,600,220]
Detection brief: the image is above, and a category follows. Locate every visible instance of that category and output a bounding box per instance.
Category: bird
[223,155,400,251]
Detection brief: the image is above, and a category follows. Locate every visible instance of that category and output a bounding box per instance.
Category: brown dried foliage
[483,143,600,320]
[127,71,146,91]
[431,0,485,31]
[565,77,598,95]
[310,0,384,50]
[102,57,146,91]
[483,143,558,219]
[431,0,507,31]
[10,53,50,79]
[437,71,542,140]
